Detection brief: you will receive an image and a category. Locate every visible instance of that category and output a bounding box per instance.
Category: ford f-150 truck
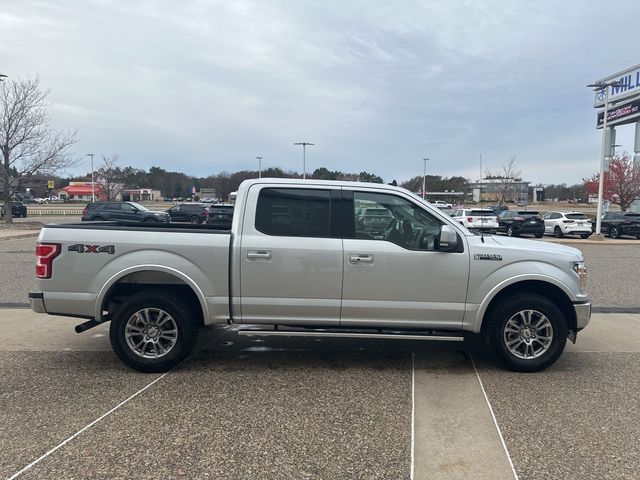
[29,179,591,373]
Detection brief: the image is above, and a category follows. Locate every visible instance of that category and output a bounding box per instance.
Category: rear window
[470,210,495,216]
[517,211,539,216]
[566,213,589,220]
[255,188,331,237]
[624,213,640,218]
[212,206,234,214]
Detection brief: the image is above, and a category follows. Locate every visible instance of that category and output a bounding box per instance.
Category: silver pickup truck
[30,179,591,372]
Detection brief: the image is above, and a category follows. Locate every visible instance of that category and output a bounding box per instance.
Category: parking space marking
[410,351,415,480]
[470,355,518,480]
[7,326,235,479]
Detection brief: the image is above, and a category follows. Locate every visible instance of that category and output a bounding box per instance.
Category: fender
[467,273,577,333]
[95,264,209,323]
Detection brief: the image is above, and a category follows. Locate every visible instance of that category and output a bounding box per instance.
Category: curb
[0,232,40,241]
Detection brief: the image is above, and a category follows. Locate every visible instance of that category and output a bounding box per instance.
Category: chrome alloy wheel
[503,309,553,360]
[125,308,178,359]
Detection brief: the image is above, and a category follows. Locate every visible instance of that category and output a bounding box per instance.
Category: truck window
[255,188,331,237]
[352,191,441,251]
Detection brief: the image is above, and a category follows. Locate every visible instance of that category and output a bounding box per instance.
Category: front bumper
[573,300,591,329]
[29,292,46,313]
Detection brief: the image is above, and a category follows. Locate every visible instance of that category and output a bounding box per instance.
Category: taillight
[36,243,61,279]
[82,207,87,216]
[467,217,473,223]
[203,209,209,216]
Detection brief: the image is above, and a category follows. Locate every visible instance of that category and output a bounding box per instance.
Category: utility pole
[422,158,429,199]
[294,142,314,179]
[86,153,95,202]
[256,156,263,178]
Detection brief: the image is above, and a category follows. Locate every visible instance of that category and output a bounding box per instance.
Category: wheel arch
[479,280,577,333]
[96,265,208,325]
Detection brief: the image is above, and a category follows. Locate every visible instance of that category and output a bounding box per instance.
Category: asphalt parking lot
[1,221,639,479]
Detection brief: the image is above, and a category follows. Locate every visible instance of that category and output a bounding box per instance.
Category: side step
[237,326,464,342]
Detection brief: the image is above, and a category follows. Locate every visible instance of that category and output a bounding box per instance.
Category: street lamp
[422,158,430,199]
[587,80,623,236]
[86,153,95,202]
[294,142,314,179]
[256,156,263,178]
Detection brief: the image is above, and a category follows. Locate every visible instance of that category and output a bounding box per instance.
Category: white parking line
[470,355,518,480]
[410,351,415,480]
[8,327,235,479]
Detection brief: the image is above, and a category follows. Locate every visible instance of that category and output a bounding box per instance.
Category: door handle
[247,250,272,260]
[349,254,373,264]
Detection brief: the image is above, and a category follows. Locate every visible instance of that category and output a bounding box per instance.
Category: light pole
[256,156,263,178]
[294,142,314,179]
[86,153,95,202]
[422,158,429,199]
[587,80,623,237]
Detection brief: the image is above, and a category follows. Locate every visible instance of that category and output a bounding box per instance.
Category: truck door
[239,186,343,325]
[341,189,469,329]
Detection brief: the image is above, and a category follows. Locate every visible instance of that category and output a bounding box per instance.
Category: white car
[432,200,452,209]
[451,208,498,233]
[543,211,592,239]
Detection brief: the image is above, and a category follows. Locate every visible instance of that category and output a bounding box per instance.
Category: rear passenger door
[239,185,343,325]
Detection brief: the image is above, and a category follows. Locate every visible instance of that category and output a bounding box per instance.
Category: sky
[1,0,639,185]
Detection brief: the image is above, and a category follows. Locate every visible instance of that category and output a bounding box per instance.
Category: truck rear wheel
[109,289,199,372]
[482,293,567,372]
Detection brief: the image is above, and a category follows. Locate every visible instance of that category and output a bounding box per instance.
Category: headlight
[572,261,588,291]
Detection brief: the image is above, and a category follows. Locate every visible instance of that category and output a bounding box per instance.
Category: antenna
[480,154,485,243]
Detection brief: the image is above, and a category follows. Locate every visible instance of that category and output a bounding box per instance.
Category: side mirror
[437,225,459,252]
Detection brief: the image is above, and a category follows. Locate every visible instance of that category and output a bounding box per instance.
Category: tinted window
[255,188,331,237]
[566,213,589,220]
[105,203,122,211]
[470,210,494,216]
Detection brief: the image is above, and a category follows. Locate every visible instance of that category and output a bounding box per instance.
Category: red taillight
[467,217,473,223]
[82,207,87,216]
[562,220,574,224]
[36,243,61,279]
[203,209,209,216]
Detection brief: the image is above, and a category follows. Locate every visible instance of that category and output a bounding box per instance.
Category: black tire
[93,216,105,221]
[610,226,619,239]
[482,293,568,372]
[507,225,517,237]
[581,234,590,239]
[534,233,543,238]
[554,226,563,238]
[189,216,201,224]
[109,289,200,372]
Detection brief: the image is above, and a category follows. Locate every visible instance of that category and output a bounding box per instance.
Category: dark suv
[601,212,640,239]
[82,201,170,223]
[166,203,210,224]
[206,204,234,229]
[1,201,27,218]
[497,210,544,237]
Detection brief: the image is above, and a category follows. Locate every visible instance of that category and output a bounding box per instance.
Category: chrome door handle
[349,254,373,264]
[247,250,272,260]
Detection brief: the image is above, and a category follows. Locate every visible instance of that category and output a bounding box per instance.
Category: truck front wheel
[109,289,199,372]
[482,294,567,372]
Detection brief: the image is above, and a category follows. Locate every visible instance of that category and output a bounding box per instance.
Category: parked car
[355,207,393,238]
[206,204,234,229]
[451,208,498,233]
[497,210,544,237]
[488,204,509,214]
[166,203,210,224]
[29,178,591,373]
[1,201,27,218]
[432,200,452,209]
[544,211,592,239]
[601,212,640,239]
[82,201,170,223]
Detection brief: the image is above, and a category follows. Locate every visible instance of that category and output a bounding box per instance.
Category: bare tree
[484,155,522,204]
[1,77,78,223]
[95,154,125,200]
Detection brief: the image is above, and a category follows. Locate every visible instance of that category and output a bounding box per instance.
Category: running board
[237,327,464,342]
